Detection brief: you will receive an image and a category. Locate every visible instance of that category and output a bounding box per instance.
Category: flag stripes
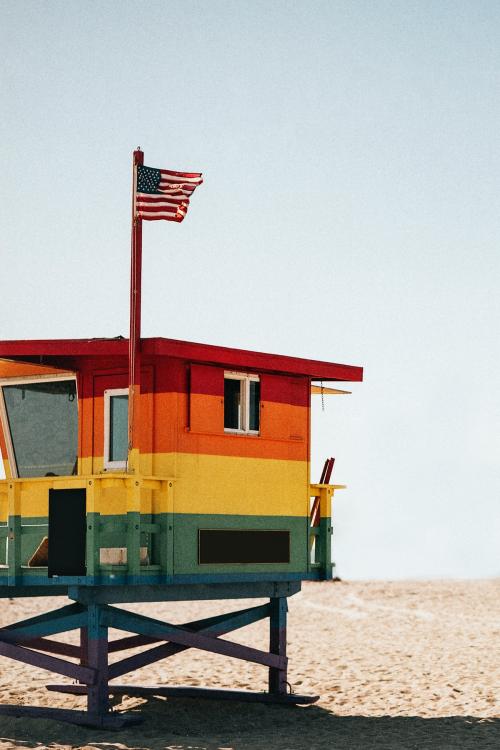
[135,164,203,222]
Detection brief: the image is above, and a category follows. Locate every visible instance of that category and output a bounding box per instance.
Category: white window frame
[0,374,78,479]
[224,372,260,435]
[103,388,129,471]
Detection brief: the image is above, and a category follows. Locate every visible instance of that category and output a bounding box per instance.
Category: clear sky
[1,1,499,578]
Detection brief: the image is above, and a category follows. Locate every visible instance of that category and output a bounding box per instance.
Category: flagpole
[128,147,144,474]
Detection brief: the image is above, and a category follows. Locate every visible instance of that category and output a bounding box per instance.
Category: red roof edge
[0,337,363,382]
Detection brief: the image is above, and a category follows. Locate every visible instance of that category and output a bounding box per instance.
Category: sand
[0,579,498,749]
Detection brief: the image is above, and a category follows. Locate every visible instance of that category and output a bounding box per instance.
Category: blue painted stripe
[0,569,323,594]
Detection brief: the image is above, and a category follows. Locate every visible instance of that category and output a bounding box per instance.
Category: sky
[1,1,499,578]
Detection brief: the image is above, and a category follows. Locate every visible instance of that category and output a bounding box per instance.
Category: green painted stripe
[1,512,321,578]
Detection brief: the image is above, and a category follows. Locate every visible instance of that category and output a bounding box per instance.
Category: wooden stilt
[86,604,109,720]
[269,597,288,695]
[80,626,88,670]
[79,623,89,702]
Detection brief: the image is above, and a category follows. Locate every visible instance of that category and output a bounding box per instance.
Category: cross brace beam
[108,602,271,679]
[103,603,285,670]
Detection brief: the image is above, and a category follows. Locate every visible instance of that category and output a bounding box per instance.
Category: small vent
[199,529,290,564]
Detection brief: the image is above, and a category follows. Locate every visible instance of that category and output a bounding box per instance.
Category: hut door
[48,488,86,576]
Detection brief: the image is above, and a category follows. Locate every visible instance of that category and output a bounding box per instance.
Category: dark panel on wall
[48,488,86,577]
[199,529,290,564]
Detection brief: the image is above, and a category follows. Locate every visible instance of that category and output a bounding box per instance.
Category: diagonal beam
[108,633,160,653]
[105,604,283,672]
[103,602,270,637]
[109,603,271,679]
[108,603,269,654]
[0,640,95,684]
[0,634,80,659]
[3,603,84,633]
[0,610,87,641]
[108,605,268,663]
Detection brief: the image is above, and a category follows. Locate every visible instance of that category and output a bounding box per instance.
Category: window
[0,377,78,478]
[224,373,260,433]
[104,388,128,469]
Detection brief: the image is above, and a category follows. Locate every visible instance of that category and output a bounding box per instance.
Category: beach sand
[0,579,498,749]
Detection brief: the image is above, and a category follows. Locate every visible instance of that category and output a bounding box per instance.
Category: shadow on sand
[0,697,498,750]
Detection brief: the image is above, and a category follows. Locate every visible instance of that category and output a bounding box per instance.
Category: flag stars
[137,165,161,194]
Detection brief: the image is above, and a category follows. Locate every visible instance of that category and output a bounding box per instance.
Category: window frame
[0,374,78,479]
[103,387,129,471]
[223,371,260,435]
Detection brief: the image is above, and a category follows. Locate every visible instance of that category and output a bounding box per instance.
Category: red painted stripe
[140,214,184,222]
[190,363,223,396]
[137,204,178,214]
[137,199,184,209]
[261,374,309,407]
[137,194,187,205]
[159,169,203,180]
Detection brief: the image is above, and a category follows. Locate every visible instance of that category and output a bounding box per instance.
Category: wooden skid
[0,704,142,728]
[46,683,320,705]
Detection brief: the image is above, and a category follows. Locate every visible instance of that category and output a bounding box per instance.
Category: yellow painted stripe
[171,452,309,517]
[0,453,310,519]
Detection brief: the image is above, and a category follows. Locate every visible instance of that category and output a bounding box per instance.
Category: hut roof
[0,337,363,382]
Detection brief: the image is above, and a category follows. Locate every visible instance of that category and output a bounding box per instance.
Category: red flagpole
[128,148,144,472]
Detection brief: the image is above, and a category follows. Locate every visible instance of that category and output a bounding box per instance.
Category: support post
[268,597,288,695]
[86,604,108,720]
[128,148,144,475]
[80,626,88,676]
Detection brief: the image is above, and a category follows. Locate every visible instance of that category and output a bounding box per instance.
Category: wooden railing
[309,483,345,579]
[0,474,174,581]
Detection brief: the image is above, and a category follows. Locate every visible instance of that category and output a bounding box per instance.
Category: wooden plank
[2,602,85,636]
[69,581,301,604]
[0,640,95,683]
[0,634,80,658]
[47,684,320,705]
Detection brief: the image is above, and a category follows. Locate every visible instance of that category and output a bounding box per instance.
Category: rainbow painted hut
[0,336,362,727]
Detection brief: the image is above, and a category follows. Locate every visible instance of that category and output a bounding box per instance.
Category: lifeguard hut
[0,151,363,727]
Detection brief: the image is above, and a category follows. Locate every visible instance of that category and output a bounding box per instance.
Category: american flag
[135,164,203,222]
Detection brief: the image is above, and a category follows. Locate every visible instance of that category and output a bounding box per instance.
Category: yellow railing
[309,483,345,577]
[0,474,175,580]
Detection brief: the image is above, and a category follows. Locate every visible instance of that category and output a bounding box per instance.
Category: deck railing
[0,475,343,582]
[0,474,174,582]
[309,483,345,579]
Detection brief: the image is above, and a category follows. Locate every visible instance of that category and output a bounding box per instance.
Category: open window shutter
[289,377,308,440]
[260,374,307,441]
[189,364,224,434]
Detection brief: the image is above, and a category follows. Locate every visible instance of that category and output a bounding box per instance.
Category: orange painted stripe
[80,391,308,462]
[0,359,74,379]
